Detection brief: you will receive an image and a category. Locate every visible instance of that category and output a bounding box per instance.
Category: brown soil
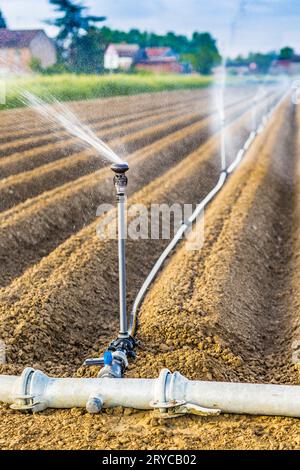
[0,89,261,287]
[0,89,210,134]
[0,95,208,170]
[0,89,254,209]
[0,94,199,146]
[0,89,299,450]
[0,102,259,372]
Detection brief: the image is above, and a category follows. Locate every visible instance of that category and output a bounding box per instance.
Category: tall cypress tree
[47,0,105,47]
[47,0,106,72]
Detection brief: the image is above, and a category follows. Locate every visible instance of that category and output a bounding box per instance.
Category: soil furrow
[131,99,297,388]
[1,92,299,451]
[0,88,253,181]
[0,91,259,211]
[0,98,265,287]
[0,95,208,159]
[0,94,270,373]
[0,92,207,144]
[0,88,211,134]
[0,110,205,210]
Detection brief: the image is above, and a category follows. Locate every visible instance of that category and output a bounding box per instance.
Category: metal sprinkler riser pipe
[111,162,129,338]
[83,161,136,378]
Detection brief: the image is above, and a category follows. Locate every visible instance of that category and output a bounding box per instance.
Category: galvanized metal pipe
[111,162,129,337]
[186,379,300,418]
[1,368,300,418]
[0,375,16,403]
[117,192,127,335]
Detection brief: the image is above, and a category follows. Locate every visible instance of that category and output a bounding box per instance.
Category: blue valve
[103,350,113,366]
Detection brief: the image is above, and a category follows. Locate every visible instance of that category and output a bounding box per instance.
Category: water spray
[217,0,248,171]
[21,91,124,166]
[251,100,256,132]
[84,162,136,378]
[219,89,227,171]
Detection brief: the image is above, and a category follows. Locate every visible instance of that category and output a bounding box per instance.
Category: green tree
[0,9,7,28]
[47,0,106,72]
[192,33,221,74]
[195,47,220,74]
[127,29,148,47]
[45,2,222,75]
[98,27,221,73]
[247,51,277,73]
[47,0,106,48]
[71,27,106,73]
[100,27,192,54]
[29,57,43,72]
[279,46,295,60]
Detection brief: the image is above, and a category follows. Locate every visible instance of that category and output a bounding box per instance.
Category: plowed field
[0,86,299,450]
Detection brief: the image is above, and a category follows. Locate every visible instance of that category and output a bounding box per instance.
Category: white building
[104,43,140,71]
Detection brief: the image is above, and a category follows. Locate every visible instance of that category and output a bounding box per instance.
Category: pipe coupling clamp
[10,367,48,413]
[150,369,221,418]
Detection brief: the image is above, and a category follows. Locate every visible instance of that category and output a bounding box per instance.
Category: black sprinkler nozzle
[111,162,129,174]
[112,162,129,192]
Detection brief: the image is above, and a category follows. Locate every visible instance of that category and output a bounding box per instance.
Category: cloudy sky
[0,0,299,56]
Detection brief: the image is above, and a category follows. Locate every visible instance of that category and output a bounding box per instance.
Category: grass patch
[1,73,213,110]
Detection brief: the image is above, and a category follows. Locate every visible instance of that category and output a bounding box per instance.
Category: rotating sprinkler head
[111,162,129,193]
[111,162,129,173]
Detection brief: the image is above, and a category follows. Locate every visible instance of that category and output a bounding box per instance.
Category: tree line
[42,0,222,74]
[44,1,298,75]
[229,47,297,74]
[0,1,297,75]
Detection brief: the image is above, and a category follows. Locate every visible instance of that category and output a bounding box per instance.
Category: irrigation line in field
[129,86,291,336]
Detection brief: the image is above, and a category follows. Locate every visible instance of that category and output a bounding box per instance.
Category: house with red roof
[0,29,56,74]
[136,47,183,73]
[104,44,184,74]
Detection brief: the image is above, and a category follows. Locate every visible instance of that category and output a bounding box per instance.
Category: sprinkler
[84,162,136,378]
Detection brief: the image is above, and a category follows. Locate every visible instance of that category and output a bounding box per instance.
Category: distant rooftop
[145,47,173,58]
[0,29,46,48]
[109,43,139,58]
